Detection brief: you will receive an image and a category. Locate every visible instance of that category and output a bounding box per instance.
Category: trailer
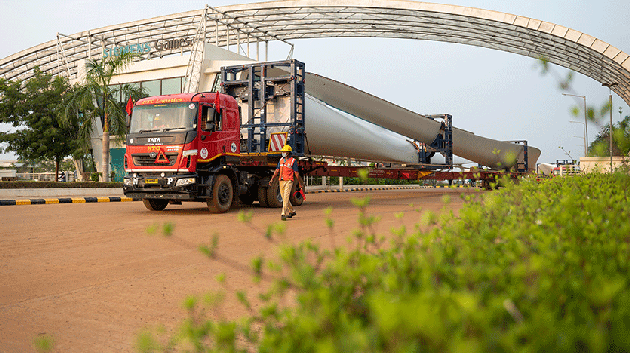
[123,59,527,212]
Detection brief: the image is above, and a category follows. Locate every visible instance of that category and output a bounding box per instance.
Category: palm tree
[64,52,144,182]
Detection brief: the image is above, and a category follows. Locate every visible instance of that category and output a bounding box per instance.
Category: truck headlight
[176,177,196,187]
[123,178,132,186]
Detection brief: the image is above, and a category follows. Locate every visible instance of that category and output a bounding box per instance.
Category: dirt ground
[0,188,479,352]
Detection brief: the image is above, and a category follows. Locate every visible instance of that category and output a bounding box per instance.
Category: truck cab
[123,93,241,211]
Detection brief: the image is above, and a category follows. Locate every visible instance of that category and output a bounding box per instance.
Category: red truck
[123,59,523,212]
[123,60,308,212]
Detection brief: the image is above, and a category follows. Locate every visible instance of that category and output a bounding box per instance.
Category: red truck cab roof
[135,92,237,109]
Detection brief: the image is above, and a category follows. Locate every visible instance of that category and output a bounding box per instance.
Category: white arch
[1,0,628,105]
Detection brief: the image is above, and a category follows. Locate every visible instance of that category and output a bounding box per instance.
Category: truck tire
[207,174,233,213]
[266,179,283,208]
[289,183,304,206]
[257,186,269,207]
[143,199,168,211]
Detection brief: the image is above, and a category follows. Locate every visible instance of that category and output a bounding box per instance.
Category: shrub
[91,172,101,182]
[140,172,630,352]
[343,177,420,186]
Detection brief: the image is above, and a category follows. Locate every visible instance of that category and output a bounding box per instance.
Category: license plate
[145,179,158,184]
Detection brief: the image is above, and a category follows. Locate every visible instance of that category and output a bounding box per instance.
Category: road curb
[0,185,476,207]
[0,196,137,206]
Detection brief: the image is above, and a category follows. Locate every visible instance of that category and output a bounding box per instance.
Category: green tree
[63,52,144,182]
[0,68,78,180]
[588,115,630,157]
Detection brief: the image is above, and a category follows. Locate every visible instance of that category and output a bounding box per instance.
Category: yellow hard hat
[281,145,292,152]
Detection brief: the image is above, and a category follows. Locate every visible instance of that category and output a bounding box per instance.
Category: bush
[140,172,630,352]
[91,172,102,182]
[343,177,420,186]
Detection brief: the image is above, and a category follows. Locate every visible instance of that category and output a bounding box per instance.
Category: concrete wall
[580,156,630,173]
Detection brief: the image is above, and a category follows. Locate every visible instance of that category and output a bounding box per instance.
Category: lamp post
[562,93,587,156]
[569,123,586,156]
[602,83,618,172]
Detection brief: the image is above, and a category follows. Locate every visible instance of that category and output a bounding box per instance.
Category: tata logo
[149,152,157,158]
[148,138,161,143]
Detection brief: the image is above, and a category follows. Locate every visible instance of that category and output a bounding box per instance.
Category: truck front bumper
[123,174,203,201]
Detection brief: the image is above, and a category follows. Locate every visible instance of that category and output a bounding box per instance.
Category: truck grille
[132,153,178,167]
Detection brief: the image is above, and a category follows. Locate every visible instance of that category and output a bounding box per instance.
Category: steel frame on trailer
[507,140,529,173]
[416,114,453,170]
[221,59,306,156]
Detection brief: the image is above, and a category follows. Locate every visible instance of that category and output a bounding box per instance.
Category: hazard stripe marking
[0,196,141,207]
[269,132,288,152]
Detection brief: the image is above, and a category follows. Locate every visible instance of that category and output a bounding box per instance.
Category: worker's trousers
[279,180,294,216]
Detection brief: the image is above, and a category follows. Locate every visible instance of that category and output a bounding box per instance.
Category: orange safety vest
[279,157,296,181]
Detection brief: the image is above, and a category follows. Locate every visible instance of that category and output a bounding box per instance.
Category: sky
[1,0,629,165]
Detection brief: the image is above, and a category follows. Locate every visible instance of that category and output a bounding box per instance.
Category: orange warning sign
[154,150,170,164]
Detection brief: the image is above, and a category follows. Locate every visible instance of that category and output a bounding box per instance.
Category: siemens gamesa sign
[103,37,192,58]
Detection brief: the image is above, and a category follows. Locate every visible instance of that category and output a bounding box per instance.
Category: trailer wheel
[257,186,269,207]
[266,179,283,208]
[207,174,233,213]
[143,199,168,211]
[289,183,304,206]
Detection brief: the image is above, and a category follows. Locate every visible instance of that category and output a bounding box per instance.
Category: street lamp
[569,121,586,156]
[562,93,588,156]
[602,82,618,172]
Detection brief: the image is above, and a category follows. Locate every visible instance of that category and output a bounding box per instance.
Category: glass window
[142,80,160,97]
[201,105,219,131]
[127,82,141,95]
[108,84,122,102]
[162,77,182,95]
[130,102,198,133]
[210,74,221,93]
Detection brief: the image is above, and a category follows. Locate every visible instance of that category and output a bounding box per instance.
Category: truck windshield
[130,102,198,133]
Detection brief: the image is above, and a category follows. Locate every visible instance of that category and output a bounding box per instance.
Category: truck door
[198,104,233,162]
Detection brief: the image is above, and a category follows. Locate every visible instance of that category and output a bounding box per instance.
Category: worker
[269,145,304,221]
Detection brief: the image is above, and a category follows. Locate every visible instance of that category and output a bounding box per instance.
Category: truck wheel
[257,186,269,207]
[289,183,304,206]
[143,199,168,211]
[266,179,283,208]
[207,174,233,213]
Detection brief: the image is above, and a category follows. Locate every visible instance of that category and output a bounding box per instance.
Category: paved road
[0,188,478,352]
